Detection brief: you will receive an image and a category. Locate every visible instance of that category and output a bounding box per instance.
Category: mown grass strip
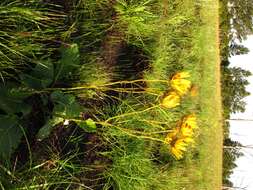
[196,0,223,189]
[159,0,223,189]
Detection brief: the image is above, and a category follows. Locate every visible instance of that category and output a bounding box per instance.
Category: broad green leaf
[0,115,23,160]
[54,44,80,81]
[0,83,32,115]
[51,91,76,105]
[20,59,54,89]
[36,117,64,140]
[36,91,83,140]
[51,91,83,118]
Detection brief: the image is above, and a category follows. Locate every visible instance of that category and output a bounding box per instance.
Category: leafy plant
[0,84,33,162]
[54,43,80,82]
[20,60,54,90]
[37,91,96,140]
[0,83,33,115]
[0,43,83,161]
[0,115,23,161]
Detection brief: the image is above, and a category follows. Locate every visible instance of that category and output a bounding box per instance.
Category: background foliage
[219,0,253,187]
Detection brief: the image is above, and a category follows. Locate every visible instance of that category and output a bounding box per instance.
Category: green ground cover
[0,0,222,189]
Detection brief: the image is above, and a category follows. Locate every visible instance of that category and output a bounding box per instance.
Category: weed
[0,0,222,189]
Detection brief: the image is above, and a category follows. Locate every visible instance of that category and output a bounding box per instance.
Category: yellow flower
[161,91,180,108]
[181,126,194,137]
[170,137,195,160]
[180,114,197,137]
[164,114,197,160]
[165,126,195,160]
[171,147,184,160]
[165,130,186,160]
[182,136,195,144]
[170,71,191,95]
[182,114,197,129]
[170,138,188,160]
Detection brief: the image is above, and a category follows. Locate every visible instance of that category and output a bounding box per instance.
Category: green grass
[196,1,223,189]
[98,0,223,189]
[154,1,223,189]
[161,0,223,189]
[0,0,223,189]
[0,1,66,80]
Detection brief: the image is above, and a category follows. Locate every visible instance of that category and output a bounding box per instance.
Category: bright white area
[229,35,253,190]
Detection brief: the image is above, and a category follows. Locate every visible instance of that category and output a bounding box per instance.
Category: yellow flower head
[170,71,191,95]
[161,91,180,108]
[181,126,194,137]
[170,138,188,160]
[170,136,195,160]
[165,114,197,160]
[165,124,196,160]
[182,136,195,144]
[182,114,197,129]
[171,147,184,160]
[180,114,197,136]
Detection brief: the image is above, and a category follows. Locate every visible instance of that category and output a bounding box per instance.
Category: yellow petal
[182,114,198,129]
[170,139,187,160]
[174,139,187,150]
[168,135,195,160]
[182,136,195,144]
[171,78,191,95]
[171,147,184,160]
[161,91,180,108]
[181,126,193,137]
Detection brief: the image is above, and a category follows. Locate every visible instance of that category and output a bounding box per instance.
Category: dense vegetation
[0,0,223,189]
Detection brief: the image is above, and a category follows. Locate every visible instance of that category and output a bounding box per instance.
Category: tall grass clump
[0,0,66,79]
[144,1,200,91]
[114,0,159,47]
[96,0,205,189]
[8,133,103,189]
